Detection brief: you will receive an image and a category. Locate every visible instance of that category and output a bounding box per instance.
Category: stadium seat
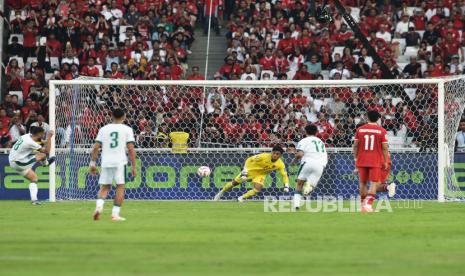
[396,55,410,64]
[50,57,60,70]
[397,62,408,72]
[404,46,419,57]
[320,70,330,80]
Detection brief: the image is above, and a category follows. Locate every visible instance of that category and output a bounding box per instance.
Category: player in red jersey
[353,110,389,212]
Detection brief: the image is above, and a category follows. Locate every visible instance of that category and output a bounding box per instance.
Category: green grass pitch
[1,201,465,276]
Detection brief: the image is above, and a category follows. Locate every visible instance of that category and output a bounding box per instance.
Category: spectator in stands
[403,56,422,78]
[402,27,421,47]
[6,36,24,60]
[395,14,415,37]
[293,64,313,80]
[376,24,391,43]
[0,121,12,148]
[9,114,26,144]
[80,57,100,77]
[353,57,370,78]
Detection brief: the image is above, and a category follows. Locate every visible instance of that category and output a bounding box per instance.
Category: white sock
[112,206,121,217]
[293,193,302,209]
[29,183,38,201]
[96,199,105,211]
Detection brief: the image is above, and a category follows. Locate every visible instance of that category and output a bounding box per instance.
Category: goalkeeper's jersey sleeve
[244,153,289,183]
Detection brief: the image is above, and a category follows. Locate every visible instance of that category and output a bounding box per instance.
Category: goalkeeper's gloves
[283,183,290,193]
[240,169,248,181]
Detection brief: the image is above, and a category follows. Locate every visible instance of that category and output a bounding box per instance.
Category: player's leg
[238,181,263,202]
[377,165,396,197]
[363,168,382,212]
[357,167,369,204]
[214,171,245,201]
[94,167,114,220]
[35,152,56,166]
[94,184,111,220]
[23,169,40,204]
[293,179,305,210]
[302,165,324,196]
[111,166,127,221]
[293,163,310,210]
[112,184,125,221]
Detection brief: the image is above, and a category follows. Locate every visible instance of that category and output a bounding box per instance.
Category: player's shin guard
[241,188,259,199]
[293,191,302,209]
[29,183,38,201]
[96,198,105,212]
[112,205,121,217]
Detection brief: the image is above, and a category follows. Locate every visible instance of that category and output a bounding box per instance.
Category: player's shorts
[99,165,126,185]
[358,167,382,183]
[9,158,36,176]
[381,164,391,183]
[233,172,266,186]
[297,162,325,185]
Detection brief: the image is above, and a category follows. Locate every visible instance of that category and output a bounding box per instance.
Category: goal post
[48,78,465,201]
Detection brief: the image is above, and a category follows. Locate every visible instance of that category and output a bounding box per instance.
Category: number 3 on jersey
[364,134,375,151]
[110,132,119,148]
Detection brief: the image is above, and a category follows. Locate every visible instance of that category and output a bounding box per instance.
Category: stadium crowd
[1,0,461,149]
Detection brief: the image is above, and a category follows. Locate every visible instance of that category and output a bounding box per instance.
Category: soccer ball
[197,166,211,177]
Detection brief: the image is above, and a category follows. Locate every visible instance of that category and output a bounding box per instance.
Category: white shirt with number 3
[96,124,135,168]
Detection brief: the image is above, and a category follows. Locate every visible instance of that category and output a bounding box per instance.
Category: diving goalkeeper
[213,146,290,202]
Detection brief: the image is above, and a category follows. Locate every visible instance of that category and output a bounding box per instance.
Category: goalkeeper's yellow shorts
[233,172,266,186]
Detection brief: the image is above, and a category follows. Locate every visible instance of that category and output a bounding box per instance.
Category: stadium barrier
[2,149,463,200]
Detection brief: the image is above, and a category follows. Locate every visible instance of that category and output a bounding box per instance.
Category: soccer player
[353,110,389,212]
[8,126,55,205]
[292,125,328,209]
[89,108,136,221]
[213,146,290,202]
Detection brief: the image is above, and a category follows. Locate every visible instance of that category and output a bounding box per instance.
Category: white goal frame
[48,79,449,202]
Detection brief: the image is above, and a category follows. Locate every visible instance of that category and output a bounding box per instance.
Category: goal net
[48,79,465,201]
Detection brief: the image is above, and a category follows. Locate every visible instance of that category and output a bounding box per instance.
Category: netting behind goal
[49,79,465,201]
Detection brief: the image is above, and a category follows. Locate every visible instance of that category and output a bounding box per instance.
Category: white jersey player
[89,108,136,221]
[9,126,55,204]
[292,124,328,209]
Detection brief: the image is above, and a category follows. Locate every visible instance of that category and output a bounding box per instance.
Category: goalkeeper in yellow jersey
[213,146,290,202]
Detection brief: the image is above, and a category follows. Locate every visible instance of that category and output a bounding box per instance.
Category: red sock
[378,184,388,192]
[365,194,375,206]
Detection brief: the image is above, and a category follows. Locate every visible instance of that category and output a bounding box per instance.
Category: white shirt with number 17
[96,123,135,168]
[296,136,328,167]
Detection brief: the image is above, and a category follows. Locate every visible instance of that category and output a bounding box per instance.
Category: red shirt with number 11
[354,123,388,168]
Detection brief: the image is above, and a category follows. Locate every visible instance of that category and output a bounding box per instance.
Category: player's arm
[127,128,137,177]
[40,130,55,153]
[89,142,101,175]
[382,143,389,170]
[127,142,137,177]
[381,130,389,170]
